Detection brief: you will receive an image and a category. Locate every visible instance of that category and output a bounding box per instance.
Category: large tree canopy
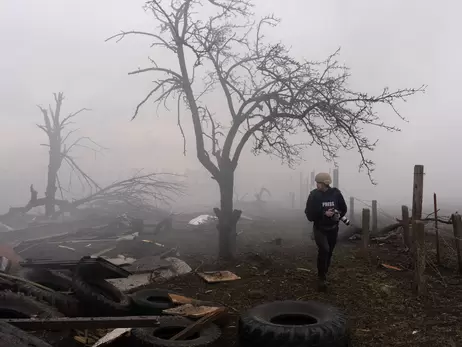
[109,0,425,258]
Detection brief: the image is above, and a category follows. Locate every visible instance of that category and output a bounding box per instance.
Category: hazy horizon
[0,0,459,217]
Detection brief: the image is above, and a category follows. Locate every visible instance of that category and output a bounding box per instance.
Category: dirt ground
[14,207,462,346]
[146,211,461,347]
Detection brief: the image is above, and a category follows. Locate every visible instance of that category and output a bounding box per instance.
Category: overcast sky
[0,0,458,214]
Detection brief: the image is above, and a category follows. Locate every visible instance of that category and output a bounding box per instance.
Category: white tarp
[188,215,217,226]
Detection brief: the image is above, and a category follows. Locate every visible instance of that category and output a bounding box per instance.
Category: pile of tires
[0,269,225,347]
[16,268,180,317]
[238,300,349,347]
[17,268,80,317]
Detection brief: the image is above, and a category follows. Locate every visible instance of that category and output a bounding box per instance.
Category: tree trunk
[214,168,242,259]
[45,139,60,216]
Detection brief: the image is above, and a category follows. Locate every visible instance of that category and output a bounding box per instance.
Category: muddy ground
[15,207,462,346]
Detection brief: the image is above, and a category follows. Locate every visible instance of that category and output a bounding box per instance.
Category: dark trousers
[313,225,339,280]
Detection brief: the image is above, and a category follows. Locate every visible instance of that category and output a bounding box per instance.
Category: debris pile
[0,253,228,347]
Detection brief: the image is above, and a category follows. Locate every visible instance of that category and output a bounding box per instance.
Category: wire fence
[339,187,461,276]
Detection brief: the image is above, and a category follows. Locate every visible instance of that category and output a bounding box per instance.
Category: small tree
[108,0,424,259]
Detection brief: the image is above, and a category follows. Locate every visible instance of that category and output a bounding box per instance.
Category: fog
[0,0,458,217]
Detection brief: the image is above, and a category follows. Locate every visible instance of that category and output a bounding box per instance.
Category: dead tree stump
[412,221,426,296]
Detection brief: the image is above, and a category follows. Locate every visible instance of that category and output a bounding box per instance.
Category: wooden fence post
[299,172,303,209]
[412,165,424,222]
[412,221,426,296]
[411,165,424,255]
[452,213,462,274]
[333,168,339,189]
[402,205,411,249]
[349,197,355,225]
[362,208,370,257]
[433,193,441,265]
[371,200,378,234]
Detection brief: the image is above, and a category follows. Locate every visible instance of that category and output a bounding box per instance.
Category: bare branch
[111,0,425,186]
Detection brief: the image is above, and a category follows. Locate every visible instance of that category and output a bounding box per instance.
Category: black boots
[317,275,327,292]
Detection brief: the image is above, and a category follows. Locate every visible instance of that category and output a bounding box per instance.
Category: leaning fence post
[412,221,426,296]
[433,193,441,265]
[402,205,411,249]
[362,208,370,257]
[371,200,378,234]
[452,213,462,274]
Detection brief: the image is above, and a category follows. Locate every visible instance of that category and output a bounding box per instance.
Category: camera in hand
[334,209,351,226]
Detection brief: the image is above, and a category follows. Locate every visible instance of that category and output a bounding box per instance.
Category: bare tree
[1,93,184,220]
[108,0,425,258]
[37,92,101,216]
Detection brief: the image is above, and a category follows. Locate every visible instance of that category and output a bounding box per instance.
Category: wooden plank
[163,304,221,318]
[197,271,240,283]
[3,316,160,331]
[170,307,226,341]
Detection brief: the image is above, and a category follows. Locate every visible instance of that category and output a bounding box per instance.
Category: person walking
[305,172,347,292]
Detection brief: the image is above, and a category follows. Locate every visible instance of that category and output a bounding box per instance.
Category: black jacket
[305,187,347,229]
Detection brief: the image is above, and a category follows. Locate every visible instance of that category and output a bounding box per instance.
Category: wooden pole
[371,200,378,234]
[402,205,411,249]
[411,165,424,255]
[299,172,303,209]
[361,208,370,257]
[452,213,462,274]
[433,193,441,265]
[310,171,315,190]
[412,221,426,296]
[333,168,339,189]
[412,165,424,222]
[349,197,355,225]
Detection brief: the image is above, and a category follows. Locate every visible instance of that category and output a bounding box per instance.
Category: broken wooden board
[197,271,240,283]
[92,328,131,347]
[163,304,221,318]
[169,293,194,305]
[170,307,226,341]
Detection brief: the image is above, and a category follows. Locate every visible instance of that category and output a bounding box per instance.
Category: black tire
[132,316,221,347]
[16,282,80,317]
[0,321,52,347]
[72,274,132,316]
[19,269,73,291]
[0,277,17,291]
[130,289,176,315]
[238,300,348,347]
[0,291,66,345]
